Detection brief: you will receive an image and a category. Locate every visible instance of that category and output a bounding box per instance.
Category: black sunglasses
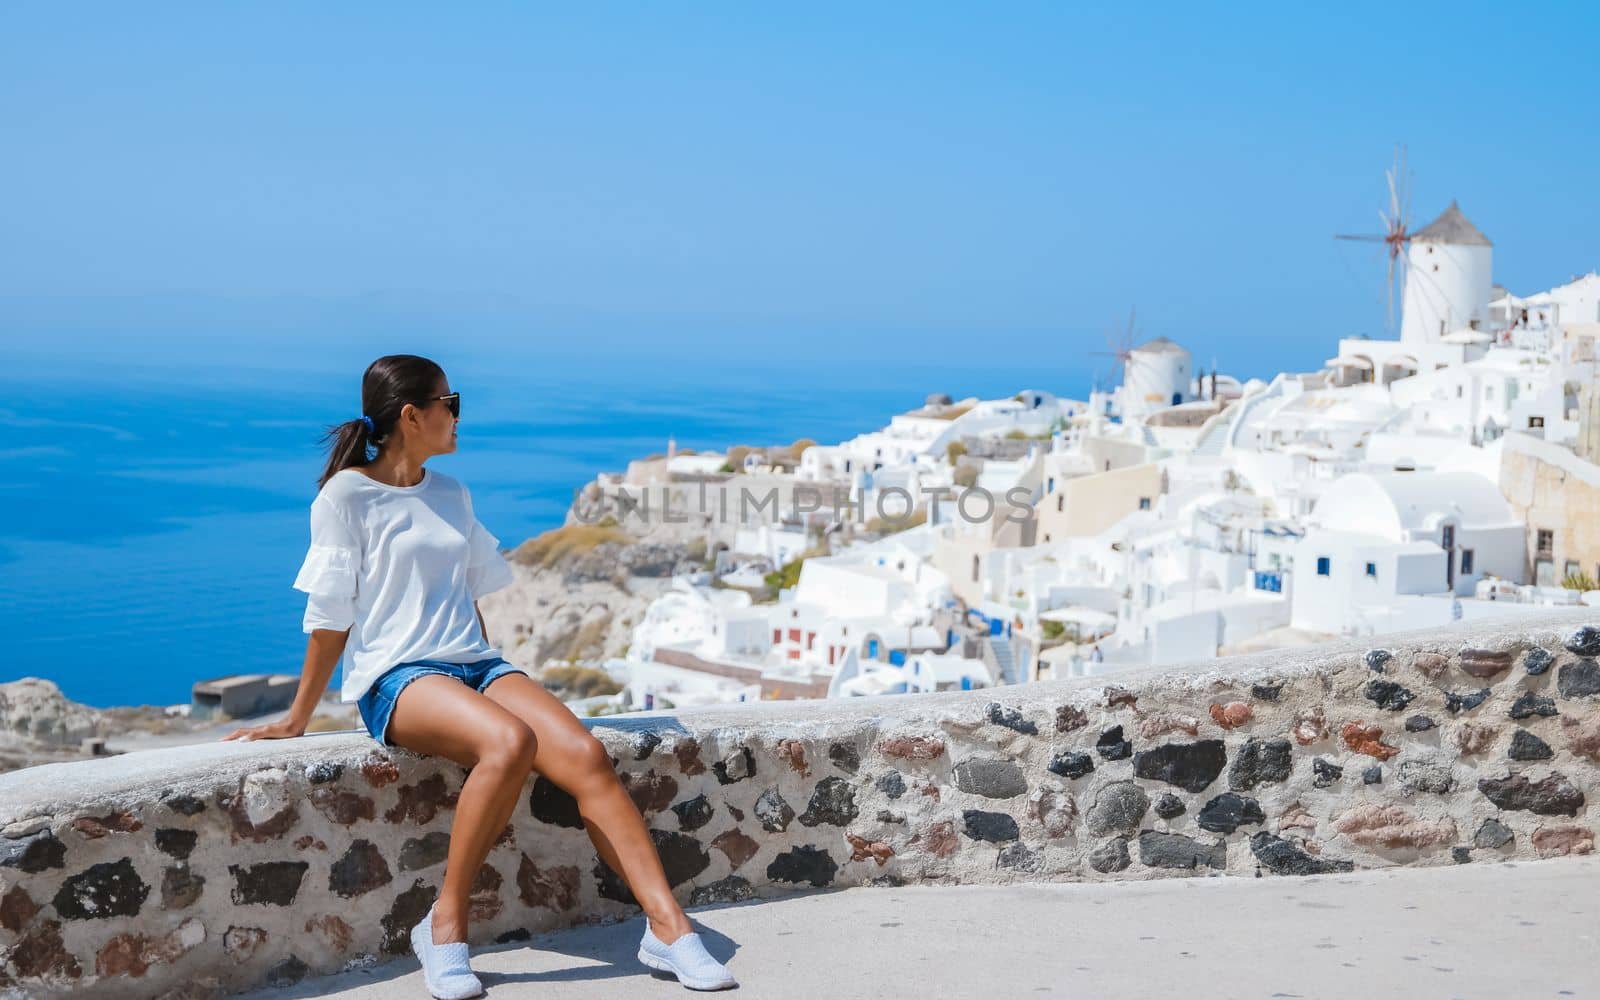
[415,392,460,418]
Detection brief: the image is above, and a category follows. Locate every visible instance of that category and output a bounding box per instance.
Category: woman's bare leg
[481,671,694,943]
[385,674,540,945]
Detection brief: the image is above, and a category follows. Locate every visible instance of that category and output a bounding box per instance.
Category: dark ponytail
[315,354,446,492]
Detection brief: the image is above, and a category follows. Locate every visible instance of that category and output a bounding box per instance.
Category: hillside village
[479,200,1600,714]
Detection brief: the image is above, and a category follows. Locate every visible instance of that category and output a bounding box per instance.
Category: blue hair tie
[359,415,375,434]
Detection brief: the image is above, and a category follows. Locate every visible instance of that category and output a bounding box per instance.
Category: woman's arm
[221,626,349,741]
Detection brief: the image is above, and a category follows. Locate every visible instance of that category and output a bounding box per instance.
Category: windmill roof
[1412,200,1492,247]
[1131,336,1188,355]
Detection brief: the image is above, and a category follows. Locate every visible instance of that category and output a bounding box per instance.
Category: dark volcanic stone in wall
[1251,681,1283,701]
[1565,625,1600,657]
[651,829,711,887]
[1508,730,1554,761]
[755,788,795,832]
[1138,831,1226,870]
[154,828,197,860]
[961,810,1020,843]
[1229,738,1292,791]
[1085,781,1149,836]
[997,842,1041,871]
[161,792,207,816]
[229,861,309,906]
[399,831,452,871]
[1364,679,1416,711]
[53,858,149,919]
[1362,766,1383,784]
[1249,832,1353,875]
[161,865,204,910]
[766,845,838,887]
[1197,793,1265,834]
[1365,649,1392,672]
[1474,818,1514,848]
[0,831,66,873]
[529,776,584,829]
[1048,750,1096,780]
[330,840,393,897]
[1153,793,1186,819]
[1313,758,1344,788]
[1557,660,1600,699]
[828,742,861,774]
[1132,740,1226,793]
[691,875,755,906]
[1405,715,1437,732]
[381,879,437,955]
[953,757,1028,799]
[1509,693,1558,719]
[305,761,344,784]
[1088,837,1131,873]
[798,777,858,827]
[986,702,1038,734]
[875,771,907,799]
[1524,648,1554,675]
[1445,688,1491,714]
[631,731,661,761]
[1096,726,1132,760]
[1478,773,1585,816]
[672,794,715,832]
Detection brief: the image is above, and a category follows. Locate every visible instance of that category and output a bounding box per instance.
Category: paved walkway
[244,856,1599,1000]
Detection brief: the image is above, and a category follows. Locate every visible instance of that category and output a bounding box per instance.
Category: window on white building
[1461,549,1475,574]
[1316,556,1331,576]
[1365,562,1376,578]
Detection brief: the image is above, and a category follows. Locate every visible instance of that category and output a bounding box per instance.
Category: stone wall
[3,610,1599,999]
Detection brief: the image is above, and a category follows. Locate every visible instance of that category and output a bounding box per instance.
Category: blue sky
[2,3,1597,384]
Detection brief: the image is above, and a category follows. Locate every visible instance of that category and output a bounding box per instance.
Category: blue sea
[1,356,1095,707]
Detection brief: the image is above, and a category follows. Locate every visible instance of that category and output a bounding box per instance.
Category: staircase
[986,634,1020,685]
[1192,407,1236,456]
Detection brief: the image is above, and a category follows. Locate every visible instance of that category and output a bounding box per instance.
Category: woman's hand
[219,716,308,742]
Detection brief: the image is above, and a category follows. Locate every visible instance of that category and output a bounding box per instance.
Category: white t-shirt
[291,465,518,703]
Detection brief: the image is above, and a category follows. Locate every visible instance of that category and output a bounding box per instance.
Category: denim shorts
[356,655,531,747]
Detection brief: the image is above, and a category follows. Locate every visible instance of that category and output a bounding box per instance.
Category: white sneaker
[410,904,485,1000]
[637,923,738,990]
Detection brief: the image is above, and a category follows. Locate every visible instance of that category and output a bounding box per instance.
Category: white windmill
[1091,307,1190,419]
[1335,146,1492,347]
